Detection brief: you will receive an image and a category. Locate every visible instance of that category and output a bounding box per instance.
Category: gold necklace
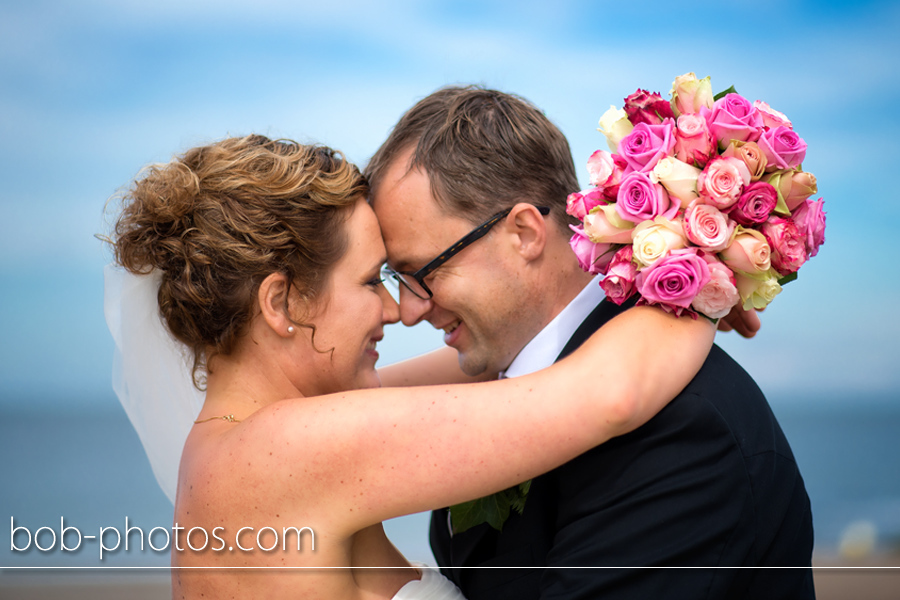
[193,414,241,424]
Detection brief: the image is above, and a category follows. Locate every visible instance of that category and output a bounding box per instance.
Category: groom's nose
[397,285,433,327]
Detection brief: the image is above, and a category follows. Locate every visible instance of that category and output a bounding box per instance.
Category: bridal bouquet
[568,72,826,318]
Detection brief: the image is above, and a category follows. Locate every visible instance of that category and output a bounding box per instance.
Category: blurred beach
[1,392,898,597]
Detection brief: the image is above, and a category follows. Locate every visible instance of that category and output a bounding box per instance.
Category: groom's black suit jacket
[430,299,815,600]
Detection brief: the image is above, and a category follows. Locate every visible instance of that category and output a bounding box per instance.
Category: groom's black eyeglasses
[382,205,551,300]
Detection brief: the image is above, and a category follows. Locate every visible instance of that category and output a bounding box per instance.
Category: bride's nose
[378,284,400,325]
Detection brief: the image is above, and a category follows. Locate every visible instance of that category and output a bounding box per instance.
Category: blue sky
[1,0,898,411]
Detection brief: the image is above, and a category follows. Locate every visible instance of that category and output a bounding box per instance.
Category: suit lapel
[432,508,497,583]
[556,297,634,362]
[436,298,634,573]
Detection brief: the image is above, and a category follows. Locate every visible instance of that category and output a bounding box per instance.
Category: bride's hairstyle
[112,134,366,385]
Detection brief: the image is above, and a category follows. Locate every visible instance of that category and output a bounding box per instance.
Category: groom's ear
[257,272,298,338]
[504,203,547,262]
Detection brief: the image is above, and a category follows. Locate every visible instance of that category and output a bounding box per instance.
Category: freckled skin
[172,201,414,599]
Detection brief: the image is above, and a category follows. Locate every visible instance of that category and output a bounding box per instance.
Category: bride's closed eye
[364,264,386,288]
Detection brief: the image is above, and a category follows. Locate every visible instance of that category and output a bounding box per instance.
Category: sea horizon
[2,388,899,569]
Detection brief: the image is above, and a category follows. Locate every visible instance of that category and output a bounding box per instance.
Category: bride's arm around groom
[366,85,815,600]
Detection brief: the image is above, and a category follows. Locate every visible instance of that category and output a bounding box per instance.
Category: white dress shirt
[499,277,605,379]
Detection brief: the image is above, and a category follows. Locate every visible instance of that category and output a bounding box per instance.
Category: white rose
[597,106,634,153]
[631,216,687,268]
[651,157,701,206]
[670,72,714,117]
[735,269,782,310]
[583,204,635,244]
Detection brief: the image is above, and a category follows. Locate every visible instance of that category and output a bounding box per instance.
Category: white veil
[103,264,204,504]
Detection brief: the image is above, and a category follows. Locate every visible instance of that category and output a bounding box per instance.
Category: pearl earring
[287,326,295,334]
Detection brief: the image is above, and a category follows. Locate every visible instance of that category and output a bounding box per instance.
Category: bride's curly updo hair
[112,134,367,384]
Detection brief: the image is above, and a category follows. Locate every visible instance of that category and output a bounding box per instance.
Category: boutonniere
[449,479,531,534]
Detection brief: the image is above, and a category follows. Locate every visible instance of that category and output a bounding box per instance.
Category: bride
[106,134,715,599]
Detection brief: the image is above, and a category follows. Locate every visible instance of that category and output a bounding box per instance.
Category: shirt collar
[499,276,605,379]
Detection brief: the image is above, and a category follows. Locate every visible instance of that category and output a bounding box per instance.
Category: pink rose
[600,246,637,305]
[587,150,614,186]
[758,125,807,171]
[729,181,778,226]
[761,216,808,276]
[753,100,792,130]
[791,198,826,258]
[569,225,615,275]
[720,227,771,277]
[674,114,716,168]
[566,188,605,220]
[623,89,676,126]
[636,248,711,314]
[701,93,764,148]
[586,150,627,201]
[615,171,679,224]
[617,119,676,174]
[683,200,735,252]
[691,257,740,319]
[697,156,752,211]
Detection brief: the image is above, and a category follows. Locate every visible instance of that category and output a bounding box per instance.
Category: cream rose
[651,156,701,206]
[597,106,634,153]
[631,217,687,267]
[763,169,818,215]
[719,227,772,277]
[721,140,767,181]
[784,171,818,212]
[735,269,782,310]
[670,72,714,117]
[583,204,635,244]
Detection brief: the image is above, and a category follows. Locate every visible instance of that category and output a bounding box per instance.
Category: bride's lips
[365,334,383,360]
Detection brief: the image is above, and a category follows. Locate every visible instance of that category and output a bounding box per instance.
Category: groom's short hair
[365,85,578,233]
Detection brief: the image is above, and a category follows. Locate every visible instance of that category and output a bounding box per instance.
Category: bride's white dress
[104,266,467,599]
[395,564,466,600]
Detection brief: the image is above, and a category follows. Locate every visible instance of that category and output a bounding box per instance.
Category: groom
[366,86,815,599]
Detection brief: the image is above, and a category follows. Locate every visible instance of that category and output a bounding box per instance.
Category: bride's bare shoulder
[176,399,348,518]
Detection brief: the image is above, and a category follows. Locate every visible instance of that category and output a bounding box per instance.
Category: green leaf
[777,271,798,286]
[699,312,718,324]
[773,190,792,217]
[449,480,531,534]
[510,480,531,514]
[594,243,623,268]
[713,85,738,101]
